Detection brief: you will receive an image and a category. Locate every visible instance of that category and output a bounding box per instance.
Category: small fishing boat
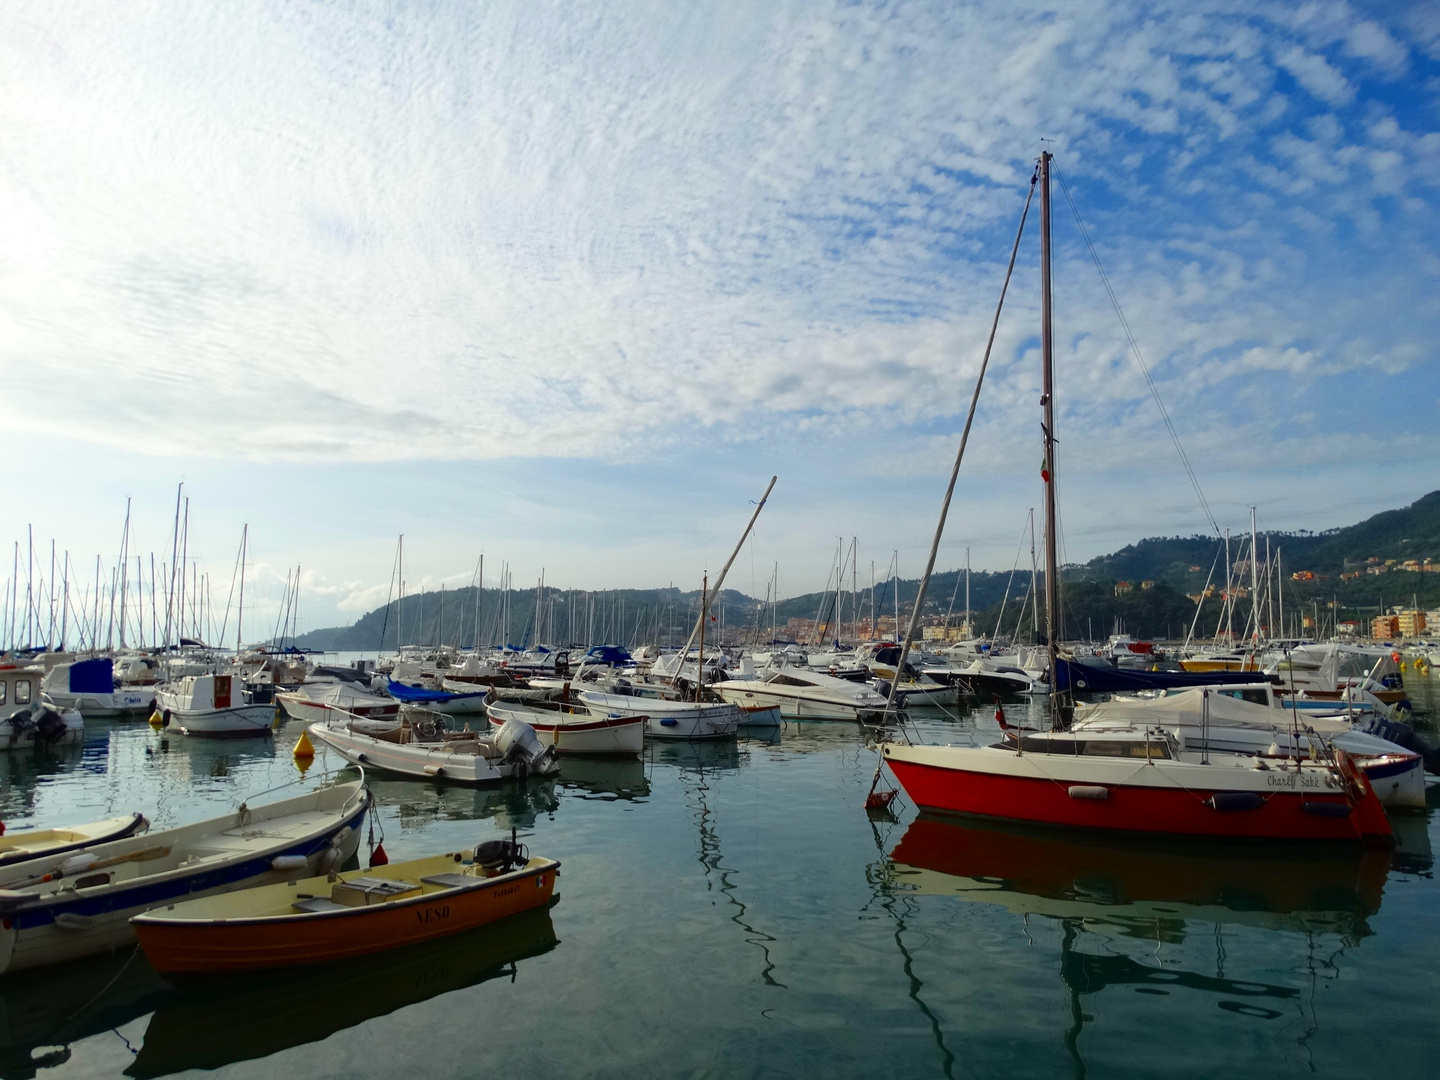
[486,700,644,756]
[0,778,368,974]
[154,673,278,738]
[0,814,149,866]
[577,690,740,740]
[310,712,559,782]
[275,681,400,724]
[132,837,558,976]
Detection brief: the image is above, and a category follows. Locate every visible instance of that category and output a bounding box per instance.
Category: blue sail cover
[385,679,487,704]
[583,645,632,665]
[69,657,115,694]
[1055,657,1271,694]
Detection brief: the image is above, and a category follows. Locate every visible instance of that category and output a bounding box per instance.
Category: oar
[0,845,172,891]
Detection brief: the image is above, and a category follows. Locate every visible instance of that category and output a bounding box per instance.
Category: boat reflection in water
[646,739,743,773]
[0,949,171,1079]
[889,815,1391,940]
[884,815,1394,1074]
[363,772,560,831]
[555,755,651,801]
[125,905,558,1078]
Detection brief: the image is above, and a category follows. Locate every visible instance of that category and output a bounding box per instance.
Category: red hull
[886,759,1391,844]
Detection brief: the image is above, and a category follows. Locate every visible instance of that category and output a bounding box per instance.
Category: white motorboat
[486,700,644,756]
[710,662,889,722]
[1073,687,1426,810]
[310,712,559,783]
[1,664,84,749]
[576,691,739,740]
[0,777,367,974]
[276,681,400,724]
[40,657,154,718]
[155,673,278,738]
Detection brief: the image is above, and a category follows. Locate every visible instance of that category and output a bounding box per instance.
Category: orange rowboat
[132,841,558,977]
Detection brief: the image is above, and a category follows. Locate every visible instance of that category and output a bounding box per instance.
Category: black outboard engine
[473,833,528,873]
[32,706,69,745]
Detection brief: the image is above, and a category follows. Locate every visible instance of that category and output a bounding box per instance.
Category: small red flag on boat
[993,696,1008,730]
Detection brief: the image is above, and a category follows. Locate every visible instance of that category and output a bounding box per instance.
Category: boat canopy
[385,679,487,704]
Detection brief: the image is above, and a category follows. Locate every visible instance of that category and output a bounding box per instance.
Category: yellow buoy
[148,711,164,728]
[293,729,315,760]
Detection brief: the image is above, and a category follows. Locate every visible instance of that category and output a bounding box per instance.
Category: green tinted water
[1,678,1435,1079]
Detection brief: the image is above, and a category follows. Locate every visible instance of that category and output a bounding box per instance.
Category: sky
[1,1,1437,640]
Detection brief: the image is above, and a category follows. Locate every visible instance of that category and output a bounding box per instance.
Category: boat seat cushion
[292,897,349,913]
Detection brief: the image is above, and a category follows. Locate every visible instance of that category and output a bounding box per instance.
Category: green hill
[294,490,1440,649]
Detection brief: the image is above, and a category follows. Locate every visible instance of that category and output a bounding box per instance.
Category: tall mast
[1249,507,1260,645]
[697,571,707,697]
[964,547,970,638]
[236,524,247,655]
[1039,151,1061,723]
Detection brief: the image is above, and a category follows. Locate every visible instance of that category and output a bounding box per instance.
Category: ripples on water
[0,678,1435,1078]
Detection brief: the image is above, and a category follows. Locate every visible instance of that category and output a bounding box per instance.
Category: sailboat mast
[1039,151,1061,723]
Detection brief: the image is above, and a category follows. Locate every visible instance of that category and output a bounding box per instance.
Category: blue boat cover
[69,657,115,694]
[386,679,488,703]
[1055,657,1271,694]
[583,645,632,665]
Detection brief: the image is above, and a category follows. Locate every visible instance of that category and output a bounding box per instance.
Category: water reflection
[0,950,169,1080]
[888,816,1390,940]
[646,740,743,772]
[555,756,650,801]
[125,907,558,1078]
[882,815,1396,1079]
[365,772,560,830]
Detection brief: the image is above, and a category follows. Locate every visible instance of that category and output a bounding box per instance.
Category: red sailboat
[878,154,1391,846]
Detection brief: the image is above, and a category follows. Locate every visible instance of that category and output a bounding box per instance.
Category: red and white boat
[882,727,1391,844]
[486,700,644,756]
[877,155,1392,847]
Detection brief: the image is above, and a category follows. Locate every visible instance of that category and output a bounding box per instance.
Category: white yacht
[154,673,277,738]
[711,661,889,722]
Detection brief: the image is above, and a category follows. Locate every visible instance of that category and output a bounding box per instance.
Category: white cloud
[0,2,1436,629]
[1275,44,1355,105]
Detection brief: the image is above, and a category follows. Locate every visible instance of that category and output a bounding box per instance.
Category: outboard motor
[32,705,69,745]
[473,833,528,873]
[492,717,557,775]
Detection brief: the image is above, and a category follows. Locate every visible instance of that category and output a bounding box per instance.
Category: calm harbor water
[1,675,1436,1079]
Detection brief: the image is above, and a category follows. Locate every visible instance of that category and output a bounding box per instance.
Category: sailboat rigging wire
[1051,163,1219,537]
[875,165,1038,743]
[1183,542,1225,654]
